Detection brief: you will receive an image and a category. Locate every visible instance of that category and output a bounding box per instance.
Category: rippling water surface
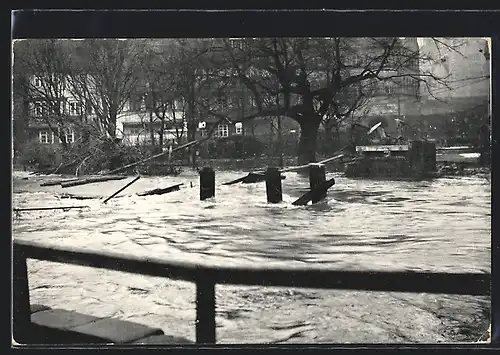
[12,169,491,344]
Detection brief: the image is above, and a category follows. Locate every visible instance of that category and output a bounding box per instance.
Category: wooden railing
[12,239,491,344]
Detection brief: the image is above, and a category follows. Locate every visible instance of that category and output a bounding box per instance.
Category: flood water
[12,169,491,344]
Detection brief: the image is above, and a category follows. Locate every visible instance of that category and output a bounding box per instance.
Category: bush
[16,136,154,175]
[17,139,63,170]
[205,135,266,159]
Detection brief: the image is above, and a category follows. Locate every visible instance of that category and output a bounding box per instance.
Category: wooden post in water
[265,167,282,203]
[13,245,31,344]
[309,163,326,203]
[200,167,215,200]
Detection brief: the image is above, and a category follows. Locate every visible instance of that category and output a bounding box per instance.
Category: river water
[12,169,491,344]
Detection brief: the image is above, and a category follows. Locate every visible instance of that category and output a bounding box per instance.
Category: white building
[26,74,188,146]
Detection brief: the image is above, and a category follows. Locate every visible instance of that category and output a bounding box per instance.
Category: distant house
[24,74,81,146]
[116,93,188,147]
[20,75,190,149]
[19,38,481,156]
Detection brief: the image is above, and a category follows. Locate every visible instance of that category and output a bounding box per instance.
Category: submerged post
[13,245,31,344]
[200,167,215,200]
[309,163,326,204]
[265,167,283,203]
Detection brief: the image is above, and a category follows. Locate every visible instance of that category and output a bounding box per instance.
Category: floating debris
[103,175,141,204]
[137,183,183,197]
[61,175,127,188]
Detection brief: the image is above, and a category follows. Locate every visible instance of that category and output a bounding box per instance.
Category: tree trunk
[186,70,197,169]
[297,119,321,166]
[159,119,164,149]
[107,105,118,139]
[149,109,156,148]
[188,122,197,167]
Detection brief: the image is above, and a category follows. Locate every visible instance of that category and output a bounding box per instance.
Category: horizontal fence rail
[12,239,491,344]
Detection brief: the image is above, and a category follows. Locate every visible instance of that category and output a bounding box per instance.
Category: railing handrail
[13,239,490,295]
[12,239,491,344]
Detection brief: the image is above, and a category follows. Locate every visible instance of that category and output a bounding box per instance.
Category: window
[59,101,65,115]
[32,102,44,117]
[203,68,215,80]
[33,76,42,88]
[235,122,243,135]
[200,129,208,137]
[216,124,229,137]
[230,39,243,50]
[39,131,52,144]
[64,130,75,144]
[68,101,82,116]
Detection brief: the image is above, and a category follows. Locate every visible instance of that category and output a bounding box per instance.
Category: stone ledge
[71,317,164,344]
[131,334,193,344]
[31,309,99,330]
[31,304,51,314]
[27,308,165,344]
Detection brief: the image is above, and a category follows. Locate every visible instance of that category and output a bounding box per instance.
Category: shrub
[17,139,63,170]
[206,135,266,159]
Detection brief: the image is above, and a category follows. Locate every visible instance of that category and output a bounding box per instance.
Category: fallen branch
[223,172,286,185]
[13,206,90,212]
[61,175,127,188]
[107,138,208,175]
[292,178,336,206]
[223,154,344,185]
[281,154,345,173]
[137,183,183,197]
[50,162,64,175]
[40,178,80,187]
[103,175,141,204]
[52,156,81,175]
[59,193,97,200]
[75,154,93,177]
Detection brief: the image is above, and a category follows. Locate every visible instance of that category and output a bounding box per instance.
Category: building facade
[356,37,490,145]
[16,38,485,159]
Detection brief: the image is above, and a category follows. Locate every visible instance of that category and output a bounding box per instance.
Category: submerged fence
[13,239,491,344]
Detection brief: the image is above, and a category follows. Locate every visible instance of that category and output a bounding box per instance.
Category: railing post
[265,167,283,203]
[195,277,216,344]
[200,167,215,201]
[13,244,31,344]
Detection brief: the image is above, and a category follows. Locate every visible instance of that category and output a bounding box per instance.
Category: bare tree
[13,39,78,151]
[66,39,146,140]
[142,40,191,151]
[152,39,220,166]
[203,37,448,165]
